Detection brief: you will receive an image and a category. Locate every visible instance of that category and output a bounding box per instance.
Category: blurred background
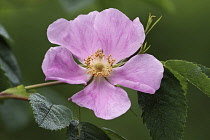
[0,0,210,139]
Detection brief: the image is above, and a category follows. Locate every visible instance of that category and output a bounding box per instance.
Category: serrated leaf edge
[165,60,210,97]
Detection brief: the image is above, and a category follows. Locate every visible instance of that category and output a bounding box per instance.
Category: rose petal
[70,77,131,120]
[47,18,70,46]
[42,47,91,85]
[94,8,145,62]
[65,11,103,62]
[108,54,164,94]
[47,11,102,62]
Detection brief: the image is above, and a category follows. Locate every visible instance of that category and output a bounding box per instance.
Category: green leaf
[102,128,126,140]
[163,63,188,95]
[0,66,10,91]
[138,69,187,140]
[67,120,79,140]
[0,24,12,42]
[67,120,111,140]
[197,64,210,77]
[0,24,21,86]
[29,93,73,130]
[165,60,210,96]
[1,85,29,98]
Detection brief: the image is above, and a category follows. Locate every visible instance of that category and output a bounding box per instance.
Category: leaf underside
[29,93,73,130]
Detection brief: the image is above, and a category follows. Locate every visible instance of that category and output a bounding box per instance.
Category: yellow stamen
[84,50,115,77]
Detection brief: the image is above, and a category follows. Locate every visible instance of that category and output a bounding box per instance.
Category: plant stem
[25,81,64,90]
[0,81,64,101]
[0,93,29,101]
[130,108,138,117]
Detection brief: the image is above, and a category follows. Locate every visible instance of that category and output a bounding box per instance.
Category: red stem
[0,93,29,101]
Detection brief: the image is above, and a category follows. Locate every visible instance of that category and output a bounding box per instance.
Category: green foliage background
[0,0,210,139]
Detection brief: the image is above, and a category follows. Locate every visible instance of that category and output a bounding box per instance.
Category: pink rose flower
[42,8,164,120]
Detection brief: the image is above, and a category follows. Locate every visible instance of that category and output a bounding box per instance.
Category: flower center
[84,49,115,77]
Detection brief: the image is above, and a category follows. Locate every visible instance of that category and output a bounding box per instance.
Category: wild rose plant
[0,8,209,140]
[42,8,164,120]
